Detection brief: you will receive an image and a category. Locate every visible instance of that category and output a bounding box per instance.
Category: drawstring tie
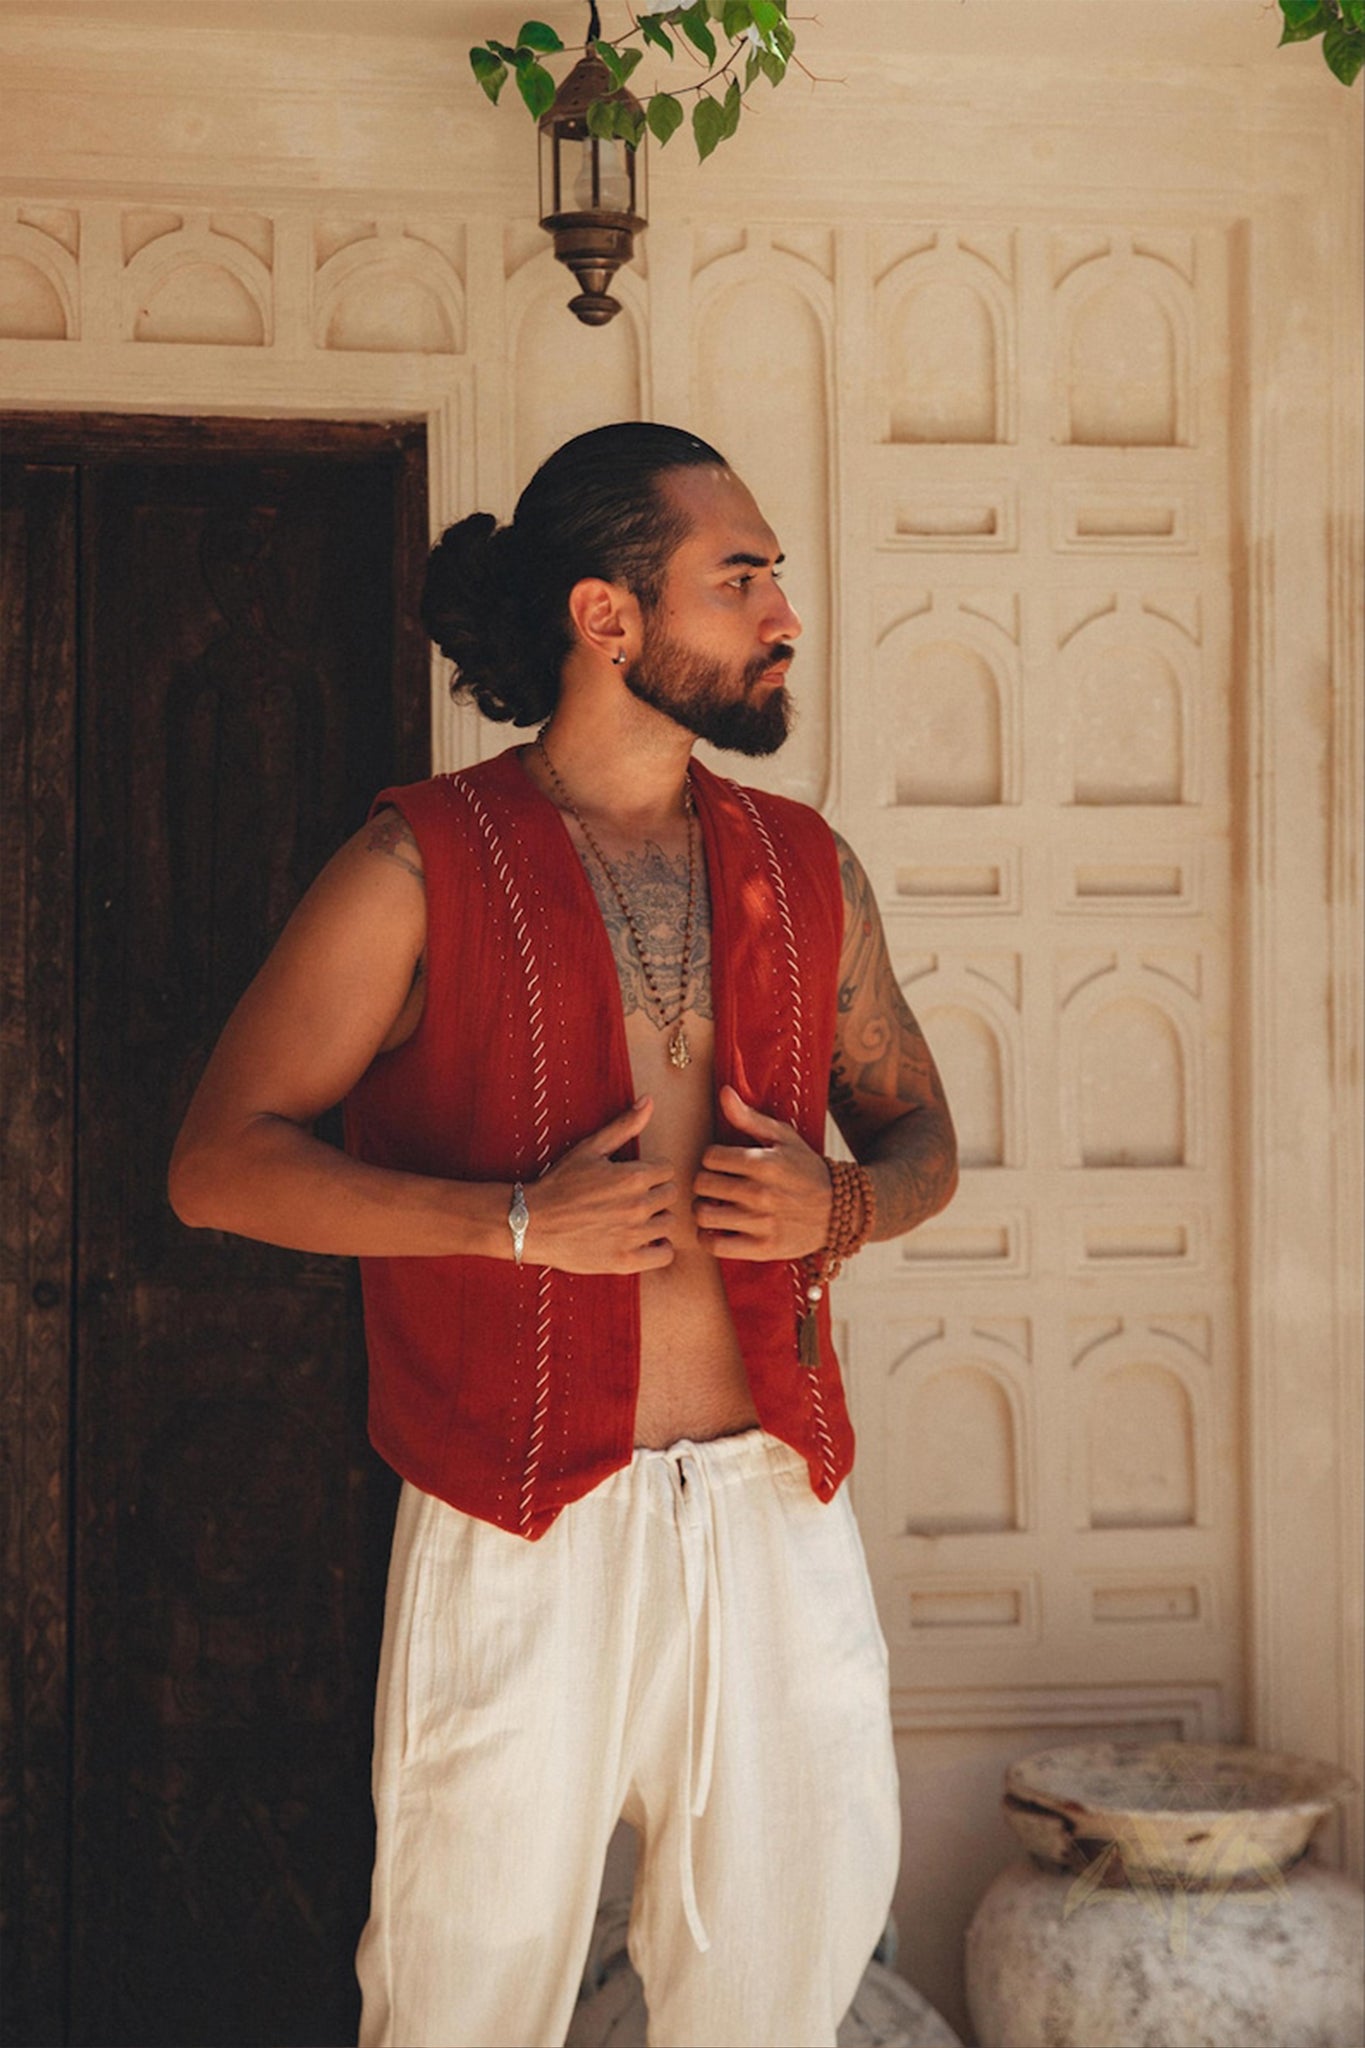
[670,1449,721,1953]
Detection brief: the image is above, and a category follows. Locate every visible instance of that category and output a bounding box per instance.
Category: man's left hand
[692,1084,832,1261]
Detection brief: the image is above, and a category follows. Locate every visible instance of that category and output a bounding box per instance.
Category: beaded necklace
[537,731,698,1070]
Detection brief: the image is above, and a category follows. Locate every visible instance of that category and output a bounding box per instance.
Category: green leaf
[1341,0,1365,26]
[646,90,685,143]
[640,15,676,57]
[756,45,786,84]
[614,102,647,148]
[749,0,782,32]
[516,19,564,51]
[692,92,727,160]
[469,46,509,103]
[678,3,718,64]
[772,15,795,59]
[615,46,645,83]
[593,37,627,85]
[485,38,520,60]
[722,0,753,36]
[720,75,742,136]
[585,97,618,141]
[745,47,762,87]
[1324,18,1365,76]
[515,57,557,117]
[1278,0,1333,38]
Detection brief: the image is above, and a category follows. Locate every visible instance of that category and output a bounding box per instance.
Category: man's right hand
[524,1097,676,1274]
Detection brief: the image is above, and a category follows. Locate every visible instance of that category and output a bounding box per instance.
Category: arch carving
[124,220,272,345]
[0,222,77,339]
[875,238,1014,445]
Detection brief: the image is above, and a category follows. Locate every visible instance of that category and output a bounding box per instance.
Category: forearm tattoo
[830,834,958,1238]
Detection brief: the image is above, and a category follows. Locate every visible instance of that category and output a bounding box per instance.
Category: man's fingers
[719,1084,786,1142]
[693,1167,762,1204]
[586,1094,654,1156]
[704,1232,768,1260]
[628,1241,676,1271]
[699,1143,773,1177]
[695,1202,765,1234]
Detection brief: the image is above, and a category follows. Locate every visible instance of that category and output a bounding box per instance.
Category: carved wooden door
[1,418,428,2047]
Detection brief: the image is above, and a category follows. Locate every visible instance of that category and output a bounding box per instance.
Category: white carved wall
[1,3,1359,2032]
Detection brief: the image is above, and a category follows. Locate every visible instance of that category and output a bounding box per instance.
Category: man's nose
[763,585,802,642]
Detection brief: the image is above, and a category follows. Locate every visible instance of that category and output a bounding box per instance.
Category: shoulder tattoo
[366,808,424,884]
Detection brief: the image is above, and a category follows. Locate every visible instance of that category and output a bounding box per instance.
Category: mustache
[745,643,797,686]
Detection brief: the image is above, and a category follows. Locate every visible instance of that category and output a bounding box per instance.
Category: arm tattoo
[830,833,958,1239]
[366,809,424,884]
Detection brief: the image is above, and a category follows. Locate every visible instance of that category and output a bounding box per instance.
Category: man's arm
[168,809,676,1272]
[828,832,958,1239]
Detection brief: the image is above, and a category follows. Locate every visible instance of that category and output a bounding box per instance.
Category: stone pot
[965,1740,1364,2048]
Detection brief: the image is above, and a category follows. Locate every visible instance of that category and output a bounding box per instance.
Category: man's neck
[530,698,695,836]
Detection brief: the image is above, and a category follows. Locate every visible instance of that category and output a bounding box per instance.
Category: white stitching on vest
[448,775,556,1533]
[731,787,837,1491]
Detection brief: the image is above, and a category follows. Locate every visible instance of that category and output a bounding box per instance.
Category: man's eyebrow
[717,549,785,569]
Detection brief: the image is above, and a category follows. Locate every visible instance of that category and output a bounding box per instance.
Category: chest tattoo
[575,839,715,1026]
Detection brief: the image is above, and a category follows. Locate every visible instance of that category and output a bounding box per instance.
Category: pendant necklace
[536,731,698,1070]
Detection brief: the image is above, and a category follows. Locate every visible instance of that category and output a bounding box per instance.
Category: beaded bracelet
[798,1159,875,1365]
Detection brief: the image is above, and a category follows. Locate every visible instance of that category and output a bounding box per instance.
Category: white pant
[356,1429,900,2048]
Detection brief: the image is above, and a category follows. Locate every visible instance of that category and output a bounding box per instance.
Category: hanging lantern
[538,52,647,327]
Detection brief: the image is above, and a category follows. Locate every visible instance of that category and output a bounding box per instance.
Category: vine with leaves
[468,0,1359,176]
[469,2,804,162]
[1278,0,1364,83]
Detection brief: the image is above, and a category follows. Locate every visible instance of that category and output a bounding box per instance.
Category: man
[169,422,957,2048]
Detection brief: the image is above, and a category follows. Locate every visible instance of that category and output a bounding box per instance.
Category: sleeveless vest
[343,746,853,1539]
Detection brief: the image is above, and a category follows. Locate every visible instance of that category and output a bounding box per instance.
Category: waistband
[624,1426,807,1491]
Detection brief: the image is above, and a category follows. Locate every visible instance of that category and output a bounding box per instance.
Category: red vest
[343,746,853,1539]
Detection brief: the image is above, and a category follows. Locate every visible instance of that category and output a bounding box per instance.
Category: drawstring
[671,1449,721,1953]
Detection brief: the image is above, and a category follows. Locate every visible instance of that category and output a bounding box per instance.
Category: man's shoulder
[371,747,526,822]
[690,760,833,842]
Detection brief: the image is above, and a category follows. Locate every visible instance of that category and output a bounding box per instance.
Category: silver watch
[508,1181,530,1266]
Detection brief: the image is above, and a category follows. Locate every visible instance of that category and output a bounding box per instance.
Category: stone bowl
[1002,1739,1356,1887]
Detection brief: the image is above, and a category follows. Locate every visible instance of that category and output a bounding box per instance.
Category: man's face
[623,466,802,757]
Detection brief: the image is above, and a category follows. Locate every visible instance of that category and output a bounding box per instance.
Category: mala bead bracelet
[798,1159,875,1365]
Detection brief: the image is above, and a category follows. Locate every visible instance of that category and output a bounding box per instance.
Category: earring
[612,652,626,666]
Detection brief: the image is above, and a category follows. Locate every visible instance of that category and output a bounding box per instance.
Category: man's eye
[728,572,755,589]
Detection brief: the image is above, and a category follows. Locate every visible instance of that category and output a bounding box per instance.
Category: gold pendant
[668,1025,691,1070]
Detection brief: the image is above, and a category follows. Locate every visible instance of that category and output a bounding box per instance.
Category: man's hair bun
[420,513,546,726]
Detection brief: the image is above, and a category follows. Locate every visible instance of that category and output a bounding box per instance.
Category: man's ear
[567,576,643,667]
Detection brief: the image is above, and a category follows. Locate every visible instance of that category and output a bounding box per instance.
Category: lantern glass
[539,109,643,223]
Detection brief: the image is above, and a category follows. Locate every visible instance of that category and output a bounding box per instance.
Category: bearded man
[169,422,958,2048]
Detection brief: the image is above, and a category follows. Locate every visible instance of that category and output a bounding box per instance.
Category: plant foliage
[467,2,804,165]
[1278,0,1365,84]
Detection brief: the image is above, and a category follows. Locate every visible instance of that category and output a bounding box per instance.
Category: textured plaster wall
[1,2,1359,2032]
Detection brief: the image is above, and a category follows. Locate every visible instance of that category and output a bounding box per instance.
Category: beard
[623,620,796,757]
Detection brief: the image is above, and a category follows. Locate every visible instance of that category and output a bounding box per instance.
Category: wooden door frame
[0,412,430,2046]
